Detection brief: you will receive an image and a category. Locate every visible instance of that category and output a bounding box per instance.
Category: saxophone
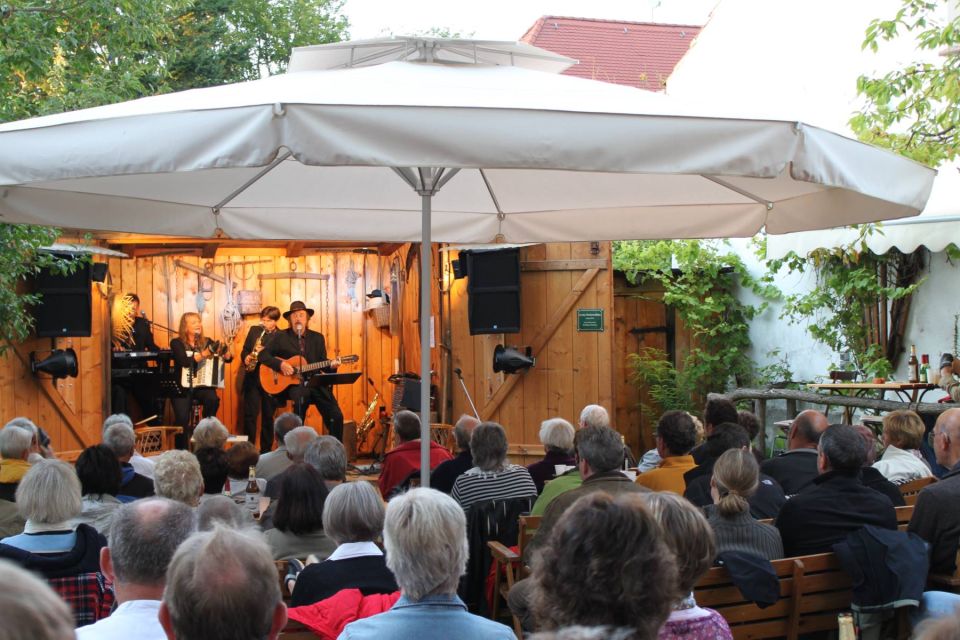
[245,328,266,372]
[355,392,380,444]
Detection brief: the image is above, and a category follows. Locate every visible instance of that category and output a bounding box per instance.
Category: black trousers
[172,387,219,449]
[111,380,161,424]
[243,372,277,453]
[287,384,344,441]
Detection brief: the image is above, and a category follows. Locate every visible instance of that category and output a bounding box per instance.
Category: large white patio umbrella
[0,37,936,484]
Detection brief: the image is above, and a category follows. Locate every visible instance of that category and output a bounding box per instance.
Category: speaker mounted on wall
[464,248,521,335]
[33,254,93,338]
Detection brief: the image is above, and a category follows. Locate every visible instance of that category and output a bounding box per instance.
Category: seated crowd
[1,400,960,640]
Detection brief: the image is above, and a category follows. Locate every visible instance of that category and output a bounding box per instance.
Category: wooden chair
[488,514,541,637]
[895,504,914,532]
[898,476,936,506]
[694,552,853,640]
[134,425,182,455]
[275,560,293,603]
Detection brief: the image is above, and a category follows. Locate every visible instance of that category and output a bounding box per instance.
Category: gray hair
[15,459,82,524]
[273,412,302,443]
[0,424,34,459]
[304,436,347,482]
[284,426,319,462]
[818,424,866,474]
[109,498,196,586]
[102,413,134,434]
[192,417,229,450]
[163,527,281,640]
[384,488,467,600]
[103,422,137,459]
[579,405,610,429]
[539,418,575,453]
[0,560,75,640]
[323,481,385,545]
[470,422,509,472]
[453,414,480,451]
[197,495,254,532]
[575,425,624,474]
[153,451,203,507]
[393,410,421,443]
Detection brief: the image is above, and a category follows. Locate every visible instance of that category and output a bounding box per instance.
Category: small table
[807,382,939,424]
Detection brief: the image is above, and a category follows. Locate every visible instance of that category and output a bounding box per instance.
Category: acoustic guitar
[259,354,359,395]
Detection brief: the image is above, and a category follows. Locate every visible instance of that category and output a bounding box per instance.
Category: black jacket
[259,328,331,372]
[685,472,787,520]
[860,466,906,507]
[908,462,960,574]
[775,470,897,557]
[240,325,281,373]
[118,316,159,352]
[833,525,928,611]
[760,448,820,496]
[431,450,474,494]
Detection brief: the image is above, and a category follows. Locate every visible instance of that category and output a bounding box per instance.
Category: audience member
[578,404,610,429]
[73,444,125,537]
[638,413,703,473]
[636,411,698,493]
[690,396,739,464]
[527,418,576,494]
[153,451,204,507]
[643,492,733,640]
[914,605,960,640]
[5,417,53,462]
[225,441,266,495]
[265,426,319,500]
[102,422,155,499]
[776,424,897,557]
[0,459,114,626]
[909,408,960,575]
[291,481,397,607]
[159,527,288,640]
[378,411,453,498]
[737,410,766,463]
[852,425,906,506]
[529,492,678,640]
[102,414,154,479]
[705,449,783,560]
[264,463,335,561]
[0,496,24,538]
[0,559,76,640]
[304,435,348,490]
[338,488,514,640]
[77,498,196,640]
[451,422,537,512]
[684,424,786,520]
[431,415,480,494]
[196,494,254,531]
[0,421,34,501]
[256,412,303,480]
[191,416,229,451]
[194,446,229,497]
[760,410,829,495]
[873,410,933,484]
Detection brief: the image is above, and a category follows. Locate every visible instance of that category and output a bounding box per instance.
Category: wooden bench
[895,505,914,532]
[929,547,960,591]
[694,552,853,640]
[897,476,936,506]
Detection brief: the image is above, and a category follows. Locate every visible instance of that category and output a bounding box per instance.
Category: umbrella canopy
[0,37,936,485]
[0,37,935,243]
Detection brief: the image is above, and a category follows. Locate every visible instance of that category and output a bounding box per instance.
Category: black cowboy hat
[282,300,315,320]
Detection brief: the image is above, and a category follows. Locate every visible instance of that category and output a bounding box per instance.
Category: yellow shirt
[635,455,697,494]
[0,458,31,484]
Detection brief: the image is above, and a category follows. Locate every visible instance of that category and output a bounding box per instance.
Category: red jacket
[287,588,400,639]
[378,440,454,498]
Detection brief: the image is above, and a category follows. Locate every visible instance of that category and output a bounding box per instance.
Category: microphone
[367,376,376,387]
[140,310,147,319]
[454,368,463,378]
[295,323,304,337]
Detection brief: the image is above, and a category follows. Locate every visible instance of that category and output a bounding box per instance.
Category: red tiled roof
[521,16,701,91]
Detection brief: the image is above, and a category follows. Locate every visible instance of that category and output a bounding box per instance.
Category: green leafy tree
[852,0,960,165]
[613,240,778,415]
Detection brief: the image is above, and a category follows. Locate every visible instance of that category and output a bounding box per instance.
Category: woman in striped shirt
[451,422,537,512]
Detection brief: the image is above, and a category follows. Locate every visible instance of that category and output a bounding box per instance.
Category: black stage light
[493,345,535,374]
[30,348,79,379]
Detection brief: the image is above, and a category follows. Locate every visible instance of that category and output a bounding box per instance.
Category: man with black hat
[258,301,345,441]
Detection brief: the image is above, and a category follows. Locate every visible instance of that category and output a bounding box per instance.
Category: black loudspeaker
[466,248,521,335]
[34,257,92,337]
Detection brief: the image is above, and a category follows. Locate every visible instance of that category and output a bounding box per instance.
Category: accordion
[180,354,225,389]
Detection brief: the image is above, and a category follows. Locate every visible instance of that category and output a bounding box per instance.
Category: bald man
[909,409,960,575]
[760,410,830,496]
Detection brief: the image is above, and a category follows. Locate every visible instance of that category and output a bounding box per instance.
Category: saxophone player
[241,306,281,453]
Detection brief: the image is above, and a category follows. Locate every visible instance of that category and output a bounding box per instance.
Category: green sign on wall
[577,308,604,332]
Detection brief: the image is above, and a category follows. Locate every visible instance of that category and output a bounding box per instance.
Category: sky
[342,0,719,41]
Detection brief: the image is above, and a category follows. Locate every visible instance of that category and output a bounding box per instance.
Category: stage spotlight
[493,345,535,374]
[30,349,79,379]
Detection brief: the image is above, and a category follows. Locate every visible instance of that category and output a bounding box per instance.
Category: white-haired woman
[290,481,397,607]
[526,418,576,494]
[451,422,537,513]
[192,416,230,451]
[0,459,114,627]
[339,488,515,639]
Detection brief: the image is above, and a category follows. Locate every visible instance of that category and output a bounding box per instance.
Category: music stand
[306,372,362,388]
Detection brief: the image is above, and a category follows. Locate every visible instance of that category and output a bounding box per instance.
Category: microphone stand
[366,376,390,462]
[296,325,307,420]
[185,333,201,447]
[454,368,480,420]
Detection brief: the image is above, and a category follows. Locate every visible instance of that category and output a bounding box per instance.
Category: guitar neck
[298,359,335,374]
